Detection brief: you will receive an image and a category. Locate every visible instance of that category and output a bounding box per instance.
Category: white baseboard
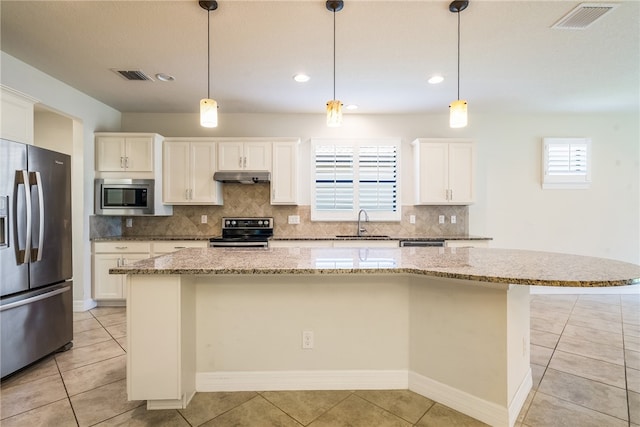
[408,370,527,427]
[530,284,640,295]
[508,368,533,427]
[73,298,97,312]
[196,370,408,392]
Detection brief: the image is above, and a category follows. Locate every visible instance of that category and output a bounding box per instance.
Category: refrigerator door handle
[29,171,45,261]
[0,286,70,312]
[15,170,32,264]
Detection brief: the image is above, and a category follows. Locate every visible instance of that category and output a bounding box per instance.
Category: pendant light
[326,1,344,127]
[200,0,218,128]
[449,0,469,128]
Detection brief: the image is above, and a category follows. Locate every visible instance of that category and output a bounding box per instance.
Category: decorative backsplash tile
[91,183,468,238]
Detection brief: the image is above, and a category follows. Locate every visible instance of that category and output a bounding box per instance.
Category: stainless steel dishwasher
[399,240,445,247]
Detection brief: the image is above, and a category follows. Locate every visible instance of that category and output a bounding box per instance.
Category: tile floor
[1,293,638,426]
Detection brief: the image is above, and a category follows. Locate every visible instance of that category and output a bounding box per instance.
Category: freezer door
[27,146,72,288]
[0,139,29,297]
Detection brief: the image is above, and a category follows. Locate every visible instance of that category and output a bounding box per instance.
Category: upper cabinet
[412,138,474,205]
[95,133,163,179]
[271,140,299,205]
[163,139,222,205]
[1,86,36,145]
[218,141,271,171]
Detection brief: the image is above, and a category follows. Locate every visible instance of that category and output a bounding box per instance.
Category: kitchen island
[112,247,640,427]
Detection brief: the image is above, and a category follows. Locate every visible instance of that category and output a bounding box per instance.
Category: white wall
[123,111,640,265]
[1,52,121,310]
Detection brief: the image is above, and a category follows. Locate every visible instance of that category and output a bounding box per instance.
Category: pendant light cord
[456,10,460,101]
[332,7,336,100]
[207,9,211,99]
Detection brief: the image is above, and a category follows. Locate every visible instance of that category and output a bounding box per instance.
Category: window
[542,137,591,189]
[311,139,401,221]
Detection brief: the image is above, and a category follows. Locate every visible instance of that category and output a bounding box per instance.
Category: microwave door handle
[29,171,45,261]
[15,170,32,264]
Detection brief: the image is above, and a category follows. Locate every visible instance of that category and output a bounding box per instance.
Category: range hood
[213,171,270,184]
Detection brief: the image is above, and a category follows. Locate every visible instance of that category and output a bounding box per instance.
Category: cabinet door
[415,142,448,204]
[190,142,218,203]
[217,142,244,170]
[163,141,190,203]
[448,142,474,204]
[125,137,153,172]
[244,142,271,170]
[93,254,124,299]
[271,142,298,205]
[96,137,126,172]
[121,254,150,299]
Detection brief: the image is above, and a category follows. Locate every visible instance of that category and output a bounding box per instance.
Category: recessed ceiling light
[428,75,444,84]
[293,73,310,83]
[345,104,358,110]
[156,73,175,82]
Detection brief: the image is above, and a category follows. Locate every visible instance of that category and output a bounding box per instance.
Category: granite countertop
[110,247,640,288]
[92,235,216,242]
[93,235,491,242]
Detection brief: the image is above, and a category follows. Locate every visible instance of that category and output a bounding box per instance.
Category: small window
[542,138,591,189]
[311,139,401,221]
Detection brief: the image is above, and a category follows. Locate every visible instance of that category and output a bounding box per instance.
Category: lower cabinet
[152,240,208,255]
[93,241,151,301]
[444,240,490,248]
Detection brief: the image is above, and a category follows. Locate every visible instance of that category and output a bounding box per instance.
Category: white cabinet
[96,135,154,173]
[412,139,474,205]
[163,140,222,205]
[92,241,151,301]
[271,141,299,205]
[444,240,490,248]
[1,87,35,145]
[217,141,271,171]
[152,240,208,255]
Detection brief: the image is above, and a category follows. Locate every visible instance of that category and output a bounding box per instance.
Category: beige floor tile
[574,299,622,314]
[626,323,640,338]
[531,364,546,390]
[629,368,640,394]
[70,379,143,427]
[530,316,566,335]
[538,368,628,420]
[200,395,301,427]
[72,327,113,349]
[415,403,489,426]
[626,334,640,352]
[556,334,625,365]
[90,306,126,318]
[73,317,103,334]
[104,322,127,339]
[0,398,77,427]
[73,311,93,321]
[578,294,621,305]
[262,390,351,425]
[561,324,624,348]
[61,355,126,396]
[94,405,190,426]
[548,350,626,388]
[570,308,621,324]
[567,316,622,334]
[530,344,553,366]
[95,312,126,327]
[178,391,257,426]
[524,391,627,427]
[55,339,125,373]
[530,329,560,349]
[630,391,640,425]
[355,389,435,424]
[115,336,127,351]
[0,356,59,388]
[310,394,411,427]
[628,349,640,370]
[516,390,535,423]
[0,374,67,419]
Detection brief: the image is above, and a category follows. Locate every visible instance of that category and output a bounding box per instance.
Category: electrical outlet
[451,215,457,224]
[288,215,300,225]
[438,215,445,224]
[201,215,208,224]
[125,218,133,228]
[409,215,416,224]
[302,330,314,349]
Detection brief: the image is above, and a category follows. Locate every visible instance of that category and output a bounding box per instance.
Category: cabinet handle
[239,157,243,168]
[185,189,189,200]
[115,246,128,249]
[116,258,121,267]
[189,189,193,199]
[450,189,453,200]
[244,156,247,168]
[174,246,186,249]
[125,157,130,168]
[120,157,125,168]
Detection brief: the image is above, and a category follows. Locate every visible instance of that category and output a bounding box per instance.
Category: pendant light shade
[449,0,469,128]
[200,0,218,128]
[326,1,344,127]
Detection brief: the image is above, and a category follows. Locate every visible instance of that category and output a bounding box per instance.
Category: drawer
[153,240,207,254]
[93,241,151,253]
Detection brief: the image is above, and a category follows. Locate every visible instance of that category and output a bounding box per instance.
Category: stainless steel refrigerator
[1,138,73,378]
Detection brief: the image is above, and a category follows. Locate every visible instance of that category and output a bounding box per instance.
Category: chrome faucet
[357,209,369,237]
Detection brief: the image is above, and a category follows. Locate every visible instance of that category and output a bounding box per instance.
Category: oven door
[209,240,269,248]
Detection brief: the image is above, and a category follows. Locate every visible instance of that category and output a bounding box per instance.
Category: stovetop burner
[209,217,273,247]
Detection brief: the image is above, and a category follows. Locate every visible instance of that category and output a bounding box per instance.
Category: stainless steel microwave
[94,179,155,215]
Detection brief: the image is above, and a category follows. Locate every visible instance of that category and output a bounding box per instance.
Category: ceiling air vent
[552,3,619,30]
[112,69,154,81]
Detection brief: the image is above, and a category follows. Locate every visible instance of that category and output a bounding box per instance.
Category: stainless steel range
[209,217,273,248]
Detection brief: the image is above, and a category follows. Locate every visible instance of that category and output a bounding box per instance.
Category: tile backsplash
[91,183,468,238]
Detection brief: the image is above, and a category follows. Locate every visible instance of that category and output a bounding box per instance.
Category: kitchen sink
[335,235,391,239]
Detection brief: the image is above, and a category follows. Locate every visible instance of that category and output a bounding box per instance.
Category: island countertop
[110,247,640,287]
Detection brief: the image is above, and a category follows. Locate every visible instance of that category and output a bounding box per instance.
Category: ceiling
[1,1,638,115]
